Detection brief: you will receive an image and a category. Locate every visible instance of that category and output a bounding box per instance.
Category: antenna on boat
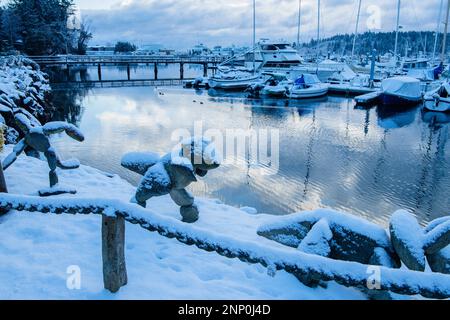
[351,0,363,61]
[441,0,450,63]
[297,0,302,50]
[433,0,444,63]
[393,0,401,63]
[253,0,256,75]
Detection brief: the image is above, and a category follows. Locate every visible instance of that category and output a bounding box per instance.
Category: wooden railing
[29,55,226,66]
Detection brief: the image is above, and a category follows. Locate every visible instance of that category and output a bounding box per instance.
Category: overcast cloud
[75,0,443,49]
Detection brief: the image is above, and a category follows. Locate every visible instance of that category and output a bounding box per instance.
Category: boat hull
[423,98,450,112]
[380,93,422,107]
[208,76,260,90]
[289,85,329,99]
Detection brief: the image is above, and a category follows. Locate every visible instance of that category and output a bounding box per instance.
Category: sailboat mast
[317,0,321,59]
[433,0,444,62]
[253,0,256,74]
[394,0,401,62]
[351,0,363,60]
[441,0,450,63]
[297,0,302,49]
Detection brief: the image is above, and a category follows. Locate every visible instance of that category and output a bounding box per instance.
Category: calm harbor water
[49,72,450,228]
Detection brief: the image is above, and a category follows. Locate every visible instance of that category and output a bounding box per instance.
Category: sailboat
[208,0,261,90]
[423,0,450,112]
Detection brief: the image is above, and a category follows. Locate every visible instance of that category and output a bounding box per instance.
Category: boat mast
[253,0,256,74]
[433,0,444,62]
[316,0,321,61]
[394,0,401,63]
[441,0,450,63]
[351,0,363,60]
[297,0,302,49]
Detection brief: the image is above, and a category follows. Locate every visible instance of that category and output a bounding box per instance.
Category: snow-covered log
[0,194,449,299]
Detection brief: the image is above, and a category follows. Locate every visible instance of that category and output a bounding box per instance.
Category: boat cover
[381,76,422,99]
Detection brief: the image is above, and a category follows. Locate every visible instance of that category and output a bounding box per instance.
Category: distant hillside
[300,31,449,57]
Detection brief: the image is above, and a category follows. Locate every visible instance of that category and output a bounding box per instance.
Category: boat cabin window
[261,45,278,51]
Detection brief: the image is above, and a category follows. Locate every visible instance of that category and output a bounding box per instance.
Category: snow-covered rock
[0,56,52,144]
[389,210,426,272]
[427,245,450,275]
[258,209,393,264]
[298,219,333,257]
[369,247,401,269]
[424,220,450,255]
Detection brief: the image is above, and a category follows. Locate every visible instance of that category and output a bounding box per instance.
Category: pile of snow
[0,146,365,300]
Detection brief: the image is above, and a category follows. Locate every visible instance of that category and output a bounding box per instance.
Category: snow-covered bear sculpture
[121,137,220,223]
[2,111,85,196]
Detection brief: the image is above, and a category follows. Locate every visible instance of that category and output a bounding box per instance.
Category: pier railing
[29,55,226,66]
[0,193,449,299]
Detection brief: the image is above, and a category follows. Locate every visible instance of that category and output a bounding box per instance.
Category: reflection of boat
[288,74,329,99]
[423,82,450,112]
[208,68,261,90]
[379,76,423,107]
[376,105,418,129]
[422,110,450,125]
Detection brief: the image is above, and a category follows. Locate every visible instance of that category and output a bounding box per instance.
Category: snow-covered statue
[121,137,221,223]
[2,112,85,196]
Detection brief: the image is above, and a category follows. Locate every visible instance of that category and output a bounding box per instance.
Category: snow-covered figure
[2,112,85,196]
[121,137,220,223]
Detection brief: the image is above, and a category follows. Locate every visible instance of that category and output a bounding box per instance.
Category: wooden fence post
[102,216,127,293]
[0,127,8,216]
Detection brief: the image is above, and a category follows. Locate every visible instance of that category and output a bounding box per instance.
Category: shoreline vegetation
[0,56,449,300]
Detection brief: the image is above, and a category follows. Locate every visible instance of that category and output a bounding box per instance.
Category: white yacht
[221,39,303,74]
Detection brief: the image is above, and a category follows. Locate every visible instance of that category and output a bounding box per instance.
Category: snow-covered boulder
[369,247,401,269]
[258,209,394,265]
[298,219,333,257]
[389,210,426,272]
[426,216,450,233]
[427,245,450,275]
[424,220,450,255]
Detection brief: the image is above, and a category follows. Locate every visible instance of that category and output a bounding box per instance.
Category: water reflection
[50,86,450,227]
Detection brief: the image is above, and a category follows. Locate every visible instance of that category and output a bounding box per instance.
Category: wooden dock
[30,54,226,80]
[329,84,377,96]
[354,91,382,106]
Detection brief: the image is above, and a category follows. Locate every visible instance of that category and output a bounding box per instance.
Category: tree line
[0,0,92,55]
[302,31,450,58]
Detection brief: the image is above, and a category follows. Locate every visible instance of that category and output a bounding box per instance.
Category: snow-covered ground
[0,146,366,300]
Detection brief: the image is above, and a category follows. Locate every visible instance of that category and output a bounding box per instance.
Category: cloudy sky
[74,0,443,49]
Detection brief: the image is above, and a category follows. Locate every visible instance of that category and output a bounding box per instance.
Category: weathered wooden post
[97,63,102,81]
[180,62,184,80]
[203,63,208,77]
[102,215,128,293]
[0,126,8,216]
[154,63,158,80]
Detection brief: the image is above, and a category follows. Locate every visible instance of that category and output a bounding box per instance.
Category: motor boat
[259,73,292,97]
[423,81,450,112]
[208,67,261,90]
[379,76,423,107]
[288,74,329,99]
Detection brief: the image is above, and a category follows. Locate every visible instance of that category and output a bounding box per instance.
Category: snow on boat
[423,82,450,113]
[380,76,423,107]
[259,73,292,97]
[288,74,329,99]
[208,68,260,90]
